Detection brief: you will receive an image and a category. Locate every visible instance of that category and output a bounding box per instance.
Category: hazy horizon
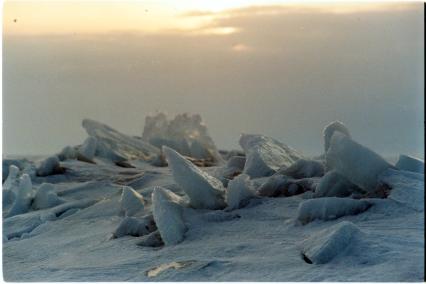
[2,2,424,158]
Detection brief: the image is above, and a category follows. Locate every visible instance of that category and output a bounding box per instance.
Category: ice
[112,215,156,238]
[36,156,64,177]
[326,131,393,193]
[7,174,34,218]
[163,146,226,210]
[257,175,316,197]
[119,186,145,216]
[301,221,362,264]
[323,120,351,153]
[395,154,424,173]
[32,183,65,210]
[314,170,362,198]
[379,168,424,211]
[279,159,325,179]
[78,136,98,161]
[82,118,161,162]
[257,174,290,197]
[142,113,223,163]
[225,174,255,210]
[297,197,371,224]
[136,230,164,247]
[239,134,303,178]
[57,146,77,161]
[152,186,188,245]
[3,159,25,182]
[3,165,20,192]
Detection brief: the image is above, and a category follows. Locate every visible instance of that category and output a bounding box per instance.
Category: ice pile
[142,113,223,163]
[239,134,303,178]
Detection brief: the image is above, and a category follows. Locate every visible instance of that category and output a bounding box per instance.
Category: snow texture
[152,186,187,245]
[301,221,362,264]
[7,174,34,218]
[36,156,63,177]
[119,186,145,216]
[225,174,255,210]
[326,132,393,192]
[279,159,325,179]
[239,134,303,178]
[314,170,361,198]
[323,120,351,153]
[33,183,65,210]
[297,197,371,224]
[82,118,160,162]
[395,154,424,173]
[113,215,156,238]
[163,146,226,209]
[78,136,98,160]
[142,113,223,163]
[379,168,424,211]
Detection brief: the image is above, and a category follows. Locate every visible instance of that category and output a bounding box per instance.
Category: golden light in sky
[3,0,417,36]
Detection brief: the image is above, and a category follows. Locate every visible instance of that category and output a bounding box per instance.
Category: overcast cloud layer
[3,4,424,158]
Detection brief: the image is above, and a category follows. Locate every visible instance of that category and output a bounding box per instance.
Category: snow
[142,113,223,163]
[301,221,362,264]
[82,118,160,163]
[225,174,255,210]
[314,170,361,198]
[32,183,65,210]
[78,136,98,161]
[326,131,393,192]
[279,159,325,179]
[297,197,372,224]
[395,154,424,173]
[163,146,226,209]
[119,186,145,216]
[152,186,187,245]
[323,120,351,153]
[6,174,34,218]
[36,156,63,177]
[239,134,303,178]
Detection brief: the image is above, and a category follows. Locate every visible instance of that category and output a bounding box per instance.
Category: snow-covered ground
[2,117,424,281]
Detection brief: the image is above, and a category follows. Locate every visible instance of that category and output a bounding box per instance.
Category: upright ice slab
[239,134,303,178]
[395,154,424,174]
[82,119,160,162]
[326,132,393,192]
[323,121,351,153]
[225,174,255,210]
[120,186,145,216]
[142,113,223,163]
[33,183,65,210]
[163,146,226,210]
[7,174,34,217]
[152,187,187,246]
[78,136,98,161]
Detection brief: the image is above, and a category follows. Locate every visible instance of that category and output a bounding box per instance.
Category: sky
[2,1,424,158]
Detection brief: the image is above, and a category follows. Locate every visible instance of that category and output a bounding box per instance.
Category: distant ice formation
[142,113,223,163]
[119,186,145,216]
[36,156,64,177]
[7,174,34,218]
[163,146,226,210]
[323,121,351,153]
[239,134,303,178]
[395,154,424,173]
[82,118,161,163]
[279,159,325,179]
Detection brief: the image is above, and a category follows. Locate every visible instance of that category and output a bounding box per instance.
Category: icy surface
[152,186,187,245]
[163,146,226,209]
[323,120,351,153]
[82,118,160,162]
[2,151,424,281]
[225,174,255,210]
[326,132,393,192]
[36,156,63,177]
[78,136,98,161]
[301,221,362,264]
[113,215,156,238]
[239,134,303,178]
[395,154,424,173]
[142,113,223,163]
[119,186,145,216]
[297,197,371,224]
